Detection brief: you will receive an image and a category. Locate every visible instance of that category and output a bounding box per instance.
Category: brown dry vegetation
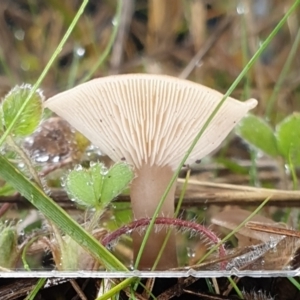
[1,0,300,299]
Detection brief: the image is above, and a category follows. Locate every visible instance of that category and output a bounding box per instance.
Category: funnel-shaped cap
[45,74,257,170]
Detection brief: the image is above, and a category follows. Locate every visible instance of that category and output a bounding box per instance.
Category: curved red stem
[101,217,227,270]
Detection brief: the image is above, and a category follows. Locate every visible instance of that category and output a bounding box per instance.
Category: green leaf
[60,236,87,271]
[215,158,248,175]
[276,113,300,165]
[236,114,278,157]
[0,155,127,271]
[1,84,44,136]
[101,162,134,205]
[0,182,15,196]
[65,163,104,208]
[0,224,17,268]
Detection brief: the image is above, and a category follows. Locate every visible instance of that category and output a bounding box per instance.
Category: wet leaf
[236,114,278,157]
[101,162,134,205]
[0,155,127,270]
[0,182,15,196]
[216,158,248,174]
[65,163,104,208]
[276,113,300,165]
[0,224,18,268]
[59,236,92,271]
[1,84,44,136]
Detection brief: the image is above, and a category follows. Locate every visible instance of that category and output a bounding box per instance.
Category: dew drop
[112,17,118,26]
[14,29,25,40]
[101,168,108,176]
[35,154,50,163]
[186,247,196,258]
[75,46,85,57]
[236,1,249,15]
[90,161,97,167]
[18,162,25,169]
[52,155,60,163]
[74,165,83,171]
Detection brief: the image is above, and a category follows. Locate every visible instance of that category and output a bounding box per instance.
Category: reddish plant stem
[101,217,227,270]
[0,202,13,217]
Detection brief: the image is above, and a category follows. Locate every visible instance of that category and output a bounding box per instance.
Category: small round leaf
[276,113,300,165]
[236,114,278,157]
[2,84,44,136]
[65,163,104,208]
[101,162,134,205]
[0,224,17,268]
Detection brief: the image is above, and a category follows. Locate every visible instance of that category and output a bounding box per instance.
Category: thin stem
[132,281,157,300]
[102,217,226,269]
[87,208,104,232]
[197,196,270,265]
[79,0,123,83]
[6,135,43,188]
[249,148,259,186]
[205,278,215,294]
[22,236,39,271]
[175,169,191,217]
[70,280,88,300]
[24,278,46,300]
[288,277,300,290]
[265,28,300,120]
[95,278,137,300]
[67,44,81,89]
[227,277,243,299]
[241,11,251,100]
[288,153,298,190]
[0,0,89,147]
[135,0,300,269]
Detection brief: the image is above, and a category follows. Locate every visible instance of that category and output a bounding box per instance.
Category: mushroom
[45,74,257,270]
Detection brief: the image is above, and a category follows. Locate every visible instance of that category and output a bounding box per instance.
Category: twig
[39,158,72,177]
[109,0,134,74]
[0,202,13,217]
[246,221,300,238]
[177,178,288,192]
[70,280,88,300]
[179,16,232,79]
[4,186,300,207]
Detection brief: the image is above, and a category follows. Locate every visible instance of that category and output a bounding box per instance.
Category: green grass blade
[0,155,127,271]
[197,197,270,265]
[266,28,300,119]
[96,278,137,300]
[135,0,300,269]
[288,277,300,290]
[79,0,123,83]
[227,277,243,299]
[24,278,46,300]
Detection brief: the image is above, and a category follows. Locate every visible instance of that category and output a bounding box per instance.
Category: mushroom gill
[45,74,257,269]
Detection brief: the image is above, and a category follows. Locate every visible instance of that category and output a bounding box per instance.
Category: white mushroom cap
[45,74,257,170]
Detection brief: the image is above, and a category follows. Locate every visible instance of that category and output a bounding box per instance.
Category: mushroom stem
[130,164,177,269]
